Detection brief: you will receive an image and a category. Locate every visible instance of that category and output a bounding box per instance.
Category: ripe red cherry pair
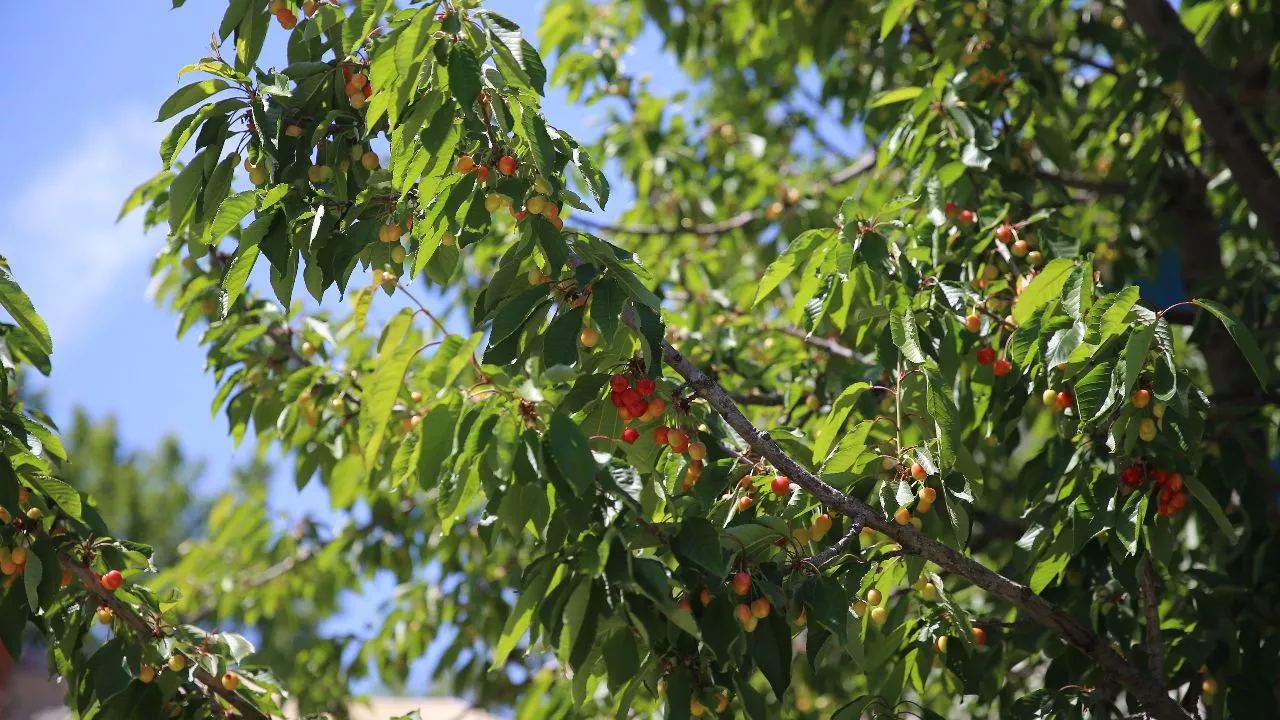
[610,374,656,397]
[975,347,1012,376]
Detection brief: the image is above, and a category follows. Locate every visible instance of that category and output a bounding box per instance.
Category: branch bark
[1141,554,1166,682]
[1125,0,1280,250]
[59,552,269,720]
[660,341,1191,720]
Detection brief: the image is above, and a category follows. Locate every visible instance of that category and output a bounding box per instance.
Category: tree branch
[569,154,876,237]
[1141,554,1166,682]
[59,552,269,720]
[187,546,317,624]
[660,341,1191,720]
[1125,0,1280,250]
[1032,169,1132,195]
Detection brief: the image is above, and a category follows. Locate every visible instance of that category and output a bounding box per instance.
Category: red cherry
[609,374,630,392]
[976,346,996,365]
[1150,468,1169,486]
[995,224,1015,244]
[621,388,641,406]
[731,571,751,596]
[771,476,792,497]
[1168,473,1183,492]
[101,570,123,592]
[609,391,625,408]
[992,359,1012,377]
[653,426,669,445]
[737,496,753,511]
[972,627,987,646]
[958,209,976,225]
[621,428,639,444]
[1169,492,1186,511]
[1120,465,1144,488]
[636,378,657,396]
[1055,391,1073,409]
[944,201,958,217]
[475,165,490,184]
[497,155,518,176]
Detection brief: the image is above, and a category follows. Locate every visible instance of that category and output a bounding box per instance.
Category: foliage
[2,0,1280,718]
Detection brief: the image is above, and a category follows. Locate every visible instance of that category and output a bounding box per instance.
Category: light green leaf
[879,0,917,40]
[1013,258,1074,324]
[156,79,230,121]
[753,229,831,306]
[203,191,256,245]
[358,309,420,468]
[890,308,926,364]
[0,267,52,356]
[868,86,923,108]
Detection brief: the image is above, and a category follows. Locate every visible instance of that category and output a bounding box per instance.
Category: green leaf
[869,86,923,108]
[747,614,793,699]
[32,476,81,519]
[890,307,926,364]
[358,309,420,469]
[672,518,725,576]
[1182,475,1236,543]
[924,368,961,470]
[156,79,230,121]
[449,43,482,109]
[571,145,609,209]
[546,412,597,495]
[518,104,557,180]
[1013,258,1074,325]
[754,229,830,306]
[23,550,42,613]
[542,306,584,370]
[1193,299,1270,386]
[417,404,461,490]
[1073,361,1113,424]
[203,191,256,245]
[492,556,560,668]
[0,267,52,356]
[879,0,917,40]
[814,382,870,462]
[1121,325,1155,396]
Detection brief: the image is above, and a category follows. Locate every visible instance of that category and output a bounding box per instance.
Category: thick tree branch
[59,552,269,720]
[1126,0,1280,250]
[727,391,786,407]
[1141,554,1166,682]
[660,341,1191,720]
[569,154,876,237]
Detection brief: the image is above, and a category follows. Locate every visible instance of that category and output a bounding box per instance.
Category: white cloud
[0,108,166,349]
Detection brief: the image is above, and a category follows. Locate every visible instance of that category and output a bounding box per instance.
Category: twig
[569,155,876,237]
[187,547,317,623]
[1032,169,1131,195]
[810,524,864,568]
[728,391,785,406]
[656,339,1191,720]
[59,552,269,720]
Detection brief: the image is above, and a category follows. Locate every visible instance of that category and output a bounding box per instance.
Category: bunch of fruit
[1119,462,1187,517]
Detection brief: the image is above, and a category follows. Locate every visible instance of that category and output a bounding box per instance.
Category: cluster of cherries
[341,65,374,109]
[1120,462,1188,517]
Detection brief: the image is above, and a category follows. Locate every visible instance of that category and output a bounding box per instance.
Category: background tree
[1,0,1278,719]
